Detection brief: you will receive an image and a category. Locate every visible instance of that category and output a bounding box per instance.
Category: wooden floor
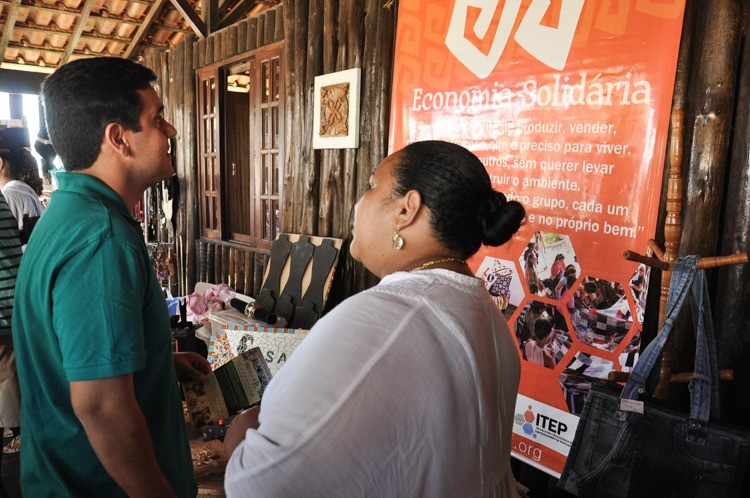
[0,435,20,498]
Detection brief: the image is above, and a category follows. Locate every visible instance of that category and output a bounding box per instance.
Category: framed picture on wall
[312,68,361,149]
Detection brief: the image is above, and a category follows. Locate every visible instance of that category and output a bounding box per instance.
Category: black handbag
[558,256,750,497]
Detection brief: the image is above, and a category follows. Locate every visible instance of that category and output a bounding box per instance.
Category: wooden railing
[195,239,269,297]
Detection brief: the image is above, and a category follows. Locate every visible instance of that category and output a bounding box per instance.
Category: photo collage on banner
[389,0,685,476]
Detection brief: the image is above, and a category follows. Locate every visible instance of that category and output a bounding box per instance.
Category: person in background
[0,128,44,249]
[11,57,210,497]
[33,121,57,186]
[630,265,646,300]
[524,318,556,369]
[524,251,542,295]
[515,300,547,359]
[0,127,24,488]
[550,253,566,279]
[224,140,526,497]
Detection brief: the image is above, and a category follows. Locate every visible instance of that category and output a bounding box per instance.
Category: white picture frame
[312,68,361,149]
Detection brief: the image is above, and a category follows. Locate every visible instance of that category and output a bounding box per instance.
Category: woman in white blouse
[224,140,526,497]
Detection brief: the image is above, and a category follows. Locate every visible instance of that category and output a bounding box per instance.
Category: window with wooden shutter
[196,43,284,249]
[197,68,221,239]
[255,47,283,248]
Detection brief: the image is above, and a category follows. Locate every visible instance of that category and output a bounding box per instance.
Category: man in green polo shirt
[12,57,211,497]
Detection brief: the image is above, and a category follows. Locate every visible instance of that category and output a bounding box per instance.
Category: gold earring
[392,230,404,250]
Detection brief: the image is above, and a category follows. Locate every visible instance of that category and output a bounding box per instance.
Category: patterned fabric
[572,306,632,351]
[0,193,22,336]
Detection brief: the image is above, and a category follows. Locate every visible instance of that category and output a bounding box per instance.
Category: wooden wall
[281,0,395,303]
[142,0,395,302]
[143,0,750,420]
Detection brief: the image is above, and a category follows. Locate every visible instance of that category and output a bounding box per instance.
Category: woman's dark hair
[41,57,156,171]
[529,300,547,312]
[392,140,525,258]
[533,319,553,341]
[1,148,43,195]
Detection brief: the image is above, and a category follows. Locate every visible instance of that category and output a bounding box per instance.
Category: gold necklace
[410,257,466,272]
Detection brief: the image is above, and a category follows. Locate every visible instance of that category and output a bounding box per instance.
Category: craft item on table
[183,347,271,429]
[293,238,339,329]
[186,283,235,324]
[202,415,235,442]
[209,324,309,375]
[207,330,236,371]
[254,234,292,312]
[228,298,282,326]
[274,235,314,322]
[190,439,228,482]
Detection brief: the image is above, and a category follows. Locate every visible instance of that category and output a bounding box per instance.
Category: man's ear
[102,122,130,158]
[395,189,423,229]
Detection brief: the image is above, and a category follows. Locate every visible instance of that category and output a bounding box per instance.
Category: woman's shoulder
[374,270,486,301]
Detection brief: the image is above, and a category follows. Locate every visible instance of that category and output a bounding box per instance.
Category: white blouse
[225,270,520,497]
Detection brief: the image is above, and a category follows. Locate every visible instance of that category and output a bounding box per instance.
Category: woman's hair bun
[480,190,525,246]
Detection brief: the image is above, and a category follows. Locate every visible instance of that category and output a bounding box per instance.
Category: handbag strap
[686,260,721,423]
[619,256,720,424]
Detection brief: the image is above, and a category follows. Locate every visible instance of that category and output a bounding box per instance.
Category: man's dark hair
[41,57,157,171]
[392,140,525,259]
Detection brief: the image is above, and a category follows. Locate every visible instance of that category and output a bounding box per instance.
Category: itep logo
[514,405,537,437]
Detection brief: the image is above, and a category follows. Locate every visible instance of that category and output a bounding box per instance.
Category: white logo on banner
[446,0,586,77]
[513,394,579,455]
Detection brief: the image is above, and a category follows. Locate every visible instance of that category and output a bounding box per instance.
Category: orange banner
[390,0,685,476]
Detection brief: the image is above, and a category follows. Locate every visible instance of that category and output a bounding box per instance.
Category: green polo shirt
[12,172,197,497]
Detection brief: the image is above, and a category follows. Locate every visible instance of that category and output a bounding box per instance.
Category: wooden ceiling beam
[14,23,129,44]
[0,0,22,67]
[218,0,254,29]
[11,0,82,16]
[156,24,193,34]
[8,42,65,55]
[89,13,142,26]
[125,0,168,59]
[169,0,207,39]
[60,0,96,65]
[13,23,73,37]
[203,0,219,33]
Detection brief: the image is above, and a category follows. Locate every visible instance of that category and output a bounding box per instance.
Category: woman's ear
[102,122,130,158]
[395,189,423,229]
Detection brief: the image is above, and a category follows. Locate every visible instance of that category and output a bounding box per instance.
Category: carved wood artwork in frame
[312,68,361,149]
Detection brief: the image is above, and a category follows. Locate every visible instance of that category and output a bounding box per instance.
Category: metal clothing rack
[610,109,748,399]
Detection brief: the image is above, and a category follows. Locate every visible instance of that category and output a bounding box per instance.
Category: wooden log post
[715,0,750,424]
[676,0,741,378]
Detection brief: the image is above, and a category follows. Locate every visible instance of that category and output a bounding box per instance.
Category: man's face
[124,87,177,187]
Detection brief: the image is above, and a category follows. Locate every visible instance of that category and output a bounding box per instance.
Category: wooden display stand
[610,109,748,398]
[254,233,342,329]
